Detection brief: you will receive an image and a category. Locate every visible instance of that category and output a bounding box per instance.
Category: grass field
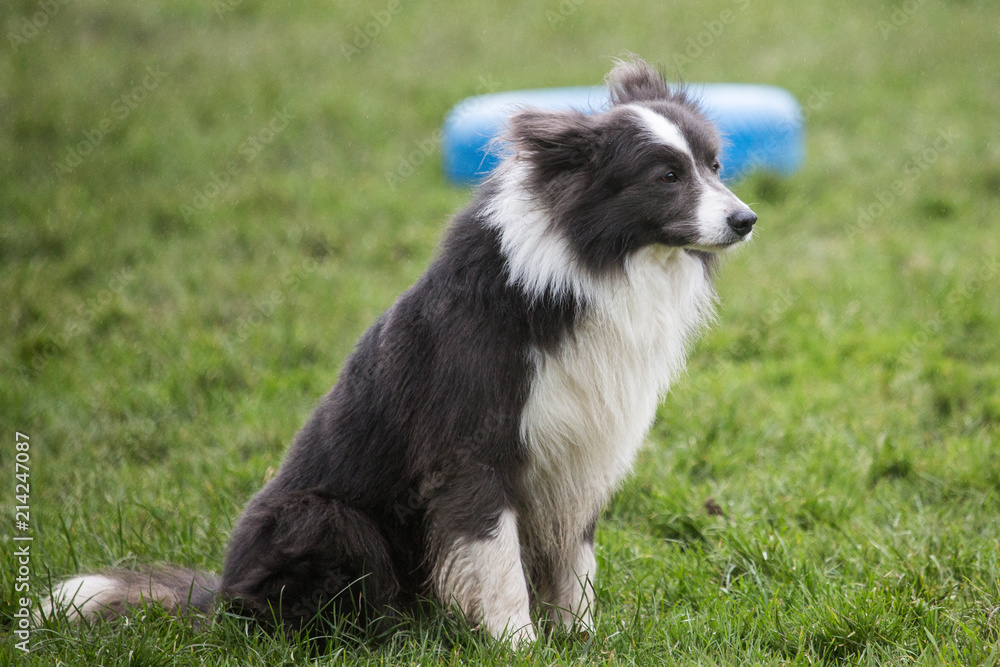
[3,0,1000,664]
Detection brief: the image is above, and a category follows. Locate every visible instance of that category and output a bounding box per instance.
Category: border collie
[42,57,755,646]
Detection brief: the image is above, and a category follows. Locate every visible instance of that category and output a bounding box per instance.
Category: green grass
[3,0,999,664]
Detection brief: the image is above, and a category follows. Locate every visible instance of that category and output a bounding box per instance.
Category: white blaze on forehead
[629,105,693,158]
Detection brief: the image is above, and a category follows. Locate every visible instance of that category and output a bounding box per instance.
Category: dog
[41,57,756,646]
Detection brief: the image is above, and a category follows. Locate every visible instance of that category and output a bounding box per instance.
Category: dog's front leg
[544,536,597,633]
[433,508,535,646]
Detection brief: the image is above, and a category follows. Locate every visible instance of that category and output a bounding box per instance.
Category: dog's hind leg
[221,489,400,634]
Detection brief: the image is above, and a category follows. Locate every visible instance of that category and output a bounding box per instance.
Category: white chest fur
[517,247,715,551]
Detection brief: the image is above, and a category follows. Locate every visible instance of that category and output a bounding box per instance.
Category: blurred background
[2,1,998,663]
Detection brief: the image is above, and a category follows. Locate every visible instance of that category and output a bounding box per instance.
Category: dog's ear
[606,56,673,105]
[506,108,602,181]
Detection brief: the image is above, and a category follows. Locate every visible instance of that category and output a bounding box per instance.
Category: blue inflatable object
[442,84,803,184]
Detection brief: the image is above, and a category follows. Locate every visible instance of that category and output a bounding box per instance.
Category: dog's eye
[711,161,721,174]
[661,171,679,184]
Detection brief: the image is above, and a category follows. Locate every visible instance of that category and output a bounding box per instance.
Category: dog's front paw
[505,621,537,648]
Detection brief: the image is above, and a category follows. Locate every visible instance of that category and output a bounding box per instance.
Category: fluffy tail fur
[38,567,219,623]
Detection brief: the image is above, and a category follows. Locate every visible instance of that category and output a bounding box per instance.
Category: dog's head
[506,57,756,275]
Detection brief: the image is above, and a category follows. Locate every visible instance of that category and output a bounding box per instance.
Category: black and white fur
[42,57,756,645]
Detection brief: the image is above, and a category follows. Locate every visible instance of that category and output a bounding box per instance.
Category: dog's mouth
[685,230,753,253]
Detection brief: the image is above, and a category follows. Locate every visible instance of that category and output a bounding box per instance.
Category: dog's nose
[726,209,757,236]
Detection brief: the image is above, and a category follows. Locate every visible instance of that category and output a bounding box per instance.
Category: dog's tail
[38,567,219,623]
